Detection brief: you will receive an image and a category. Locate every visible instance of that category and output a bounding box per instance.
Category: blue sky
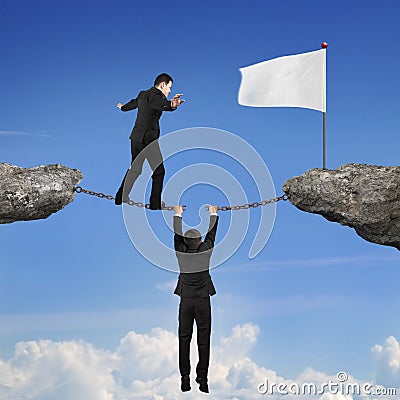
[1,0,399,397]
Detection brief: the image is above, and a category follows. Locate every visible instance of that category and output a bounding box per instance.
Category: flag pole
[323,112,327,169]
[321,41,328,170]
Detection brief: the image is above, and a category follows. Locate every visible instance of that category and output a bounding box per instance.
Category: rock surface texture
[283,163,400,250]
[0,163,83,224]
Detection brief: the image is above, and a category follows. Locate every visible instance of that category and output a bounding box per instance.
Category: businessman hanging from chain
[173,205,219,393]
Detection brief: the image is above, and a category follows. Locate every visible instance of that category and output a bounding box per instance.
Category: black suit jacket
[121,86,176,145]
[173,215,218,298]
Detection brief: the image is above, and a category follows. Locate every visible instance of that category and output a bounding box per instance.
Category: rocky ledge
[0,163,83,224]
[283,163,400,250]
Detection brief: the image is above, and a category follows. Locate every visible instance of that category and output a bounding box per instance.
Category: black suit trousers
[178,296,211,378]
[118,140,165,208]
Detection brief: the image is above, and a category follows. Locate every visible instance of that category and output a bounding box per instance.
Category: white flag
[238,49,326,112]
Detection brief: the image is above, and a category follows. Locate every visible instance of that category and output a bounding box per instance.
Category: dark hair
[154,73,173,87]
[184,229,202,247]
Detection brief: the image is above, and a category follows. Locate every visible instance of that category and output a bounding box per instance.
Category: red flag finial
[321,42,328,49]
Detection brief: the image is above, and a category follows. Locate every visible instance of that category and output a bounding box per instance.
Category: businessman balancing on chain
[173,205,219,393]
[115,73,184,209]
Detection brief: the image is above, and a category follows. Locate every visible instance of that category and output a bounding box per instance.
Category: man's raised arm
[173,206,186,252]
[203,206,219,251]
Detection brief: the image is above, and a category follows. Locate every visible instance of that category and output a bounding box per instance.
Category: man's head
[154,73,173,97]
[184,229,202,248]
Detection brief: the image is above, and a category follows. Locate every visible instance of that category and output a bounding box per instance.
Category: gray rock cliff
[0,163,83,224]
[283,163,400,250]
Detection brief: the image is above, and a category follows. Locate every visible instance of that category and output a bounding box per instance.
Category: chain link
[215,194,289,211]
[74,186,183,210]
[74,186,288,211]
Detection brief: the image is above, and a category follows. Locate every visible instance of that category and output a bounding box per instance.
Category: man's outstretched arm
[117,98,138,111]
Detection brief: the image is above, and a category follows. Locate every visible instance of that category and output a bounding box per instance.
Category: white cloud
[215,322,259,361]
[0,326,398,400]
[0,130,51,138]
[0,340,114,400]
[115,328,177,382]
[319,394,353,400]
[372,335,400,387]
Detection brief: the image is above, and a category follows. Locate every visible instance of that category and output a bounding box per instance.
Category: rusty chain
[74,186,288,211]
[216,194,289,211]
[74,186,178,210]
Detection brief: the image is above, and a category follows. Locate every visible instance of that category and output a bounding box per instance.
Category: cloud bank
[0,324,398,400]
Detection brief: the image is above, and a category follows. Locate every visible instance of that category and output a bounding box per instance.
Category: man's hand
[208,205,218,215]
[117,103,123,109]
[171,94,185,108]
[174,205,184,216]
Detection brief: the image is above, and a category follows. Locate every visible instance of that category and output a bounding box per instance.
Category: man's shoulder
[146,86,159,95]
[148,86,166,99]
[137,88,153,97]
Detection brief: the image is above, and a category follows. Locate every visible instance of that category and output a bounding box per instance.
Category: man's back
[121,87,175,144]
[173,214,219,298]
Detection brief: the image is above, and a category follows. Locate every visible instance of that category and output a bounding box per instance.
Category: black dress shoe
[115,190,130,206]
[181,375,191,392]
[195,377,209,393]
